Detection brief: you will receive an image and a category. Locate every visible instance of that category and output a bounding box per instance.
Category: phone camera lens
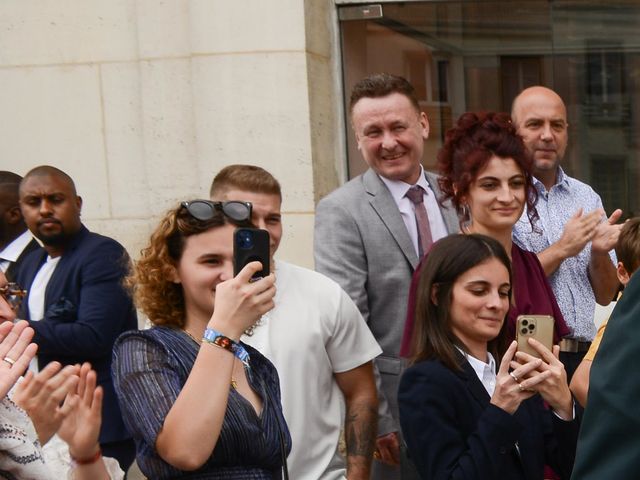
[528,324,535,331]
[520,328,528,335]
[237,230,254,249]
[521,319,528,326]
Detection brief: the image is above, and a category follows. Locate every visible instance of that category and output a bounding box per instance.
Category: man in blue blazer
[16,165,138,471]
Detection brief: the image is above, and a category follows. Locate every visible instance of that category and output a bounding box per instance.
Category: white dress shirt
[0,231,34,273]
[380,166,449,257]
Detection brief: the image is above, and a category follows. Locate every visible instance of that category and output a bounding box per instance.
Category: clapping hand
[13,361,80,444]
[0,320,38,398]
[58,363,103,461]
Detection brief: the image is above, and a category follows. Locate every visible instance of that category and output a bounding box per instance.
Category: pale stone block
[85,217,155,262]
[136,0,190,58]
[304,0,334,59]
[306,53,343,202]
[192,53,315,211]
[139,58,200,211]
[0,0,137,66]
[276,211,315,270]
[190,0,306,53]
[0,65,110,219]
[101,62,150,218]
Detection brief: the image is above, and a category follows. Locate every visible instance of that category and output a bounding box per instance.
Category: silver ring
[509,372,519,383]
[3,357,15,366]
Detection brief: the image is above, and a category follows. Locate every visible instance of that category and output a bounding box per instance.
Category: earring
[460,203,470,222]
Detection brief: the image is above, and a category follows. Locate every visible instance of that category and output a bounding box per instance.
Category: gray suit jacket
[314,168,459,433]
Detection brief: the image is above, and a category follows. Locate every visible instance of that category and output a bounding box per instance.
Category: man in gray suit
[314,73,459,479]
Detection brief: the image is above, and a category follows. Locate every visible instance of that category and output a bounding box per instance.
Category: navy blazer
[399,357,579,480]
[17,225,138,444]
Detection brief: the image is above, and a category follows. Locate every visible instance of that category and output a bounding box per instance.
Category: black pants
[101,438,136,476]
[559,350,589,384]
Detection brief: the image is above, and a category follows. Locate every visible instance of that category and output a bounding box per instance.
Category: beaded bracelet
[202,328,250,367]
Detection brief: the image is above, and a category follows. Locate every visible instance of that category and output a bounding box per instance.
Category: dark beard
[37,230,69,247]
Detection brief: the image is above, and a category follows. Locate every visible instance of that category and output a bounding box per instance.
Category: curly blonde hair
[127,202,247,327]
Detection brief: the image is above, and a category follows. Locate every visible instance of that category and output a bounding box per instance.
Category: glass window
[339,0,640,217]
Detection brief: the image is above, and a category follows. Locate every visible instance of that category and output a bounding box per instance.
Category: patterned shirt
[512,168,616,342]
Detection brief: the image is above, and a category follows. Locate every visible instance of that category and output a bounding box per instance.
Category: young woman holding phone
[399,234,578,480]
[112,200,290,479]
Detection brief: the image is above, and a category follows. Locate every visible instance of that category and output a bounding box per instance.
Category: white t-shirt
[26,255,61,373]
[242,261,382,480]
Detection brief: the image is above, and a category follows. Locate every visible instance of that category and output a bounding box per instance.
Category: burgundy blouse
[400,243,570,357]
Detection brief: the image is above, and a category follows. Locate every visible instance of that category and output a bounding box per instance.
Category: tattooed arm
[335,361,378,480]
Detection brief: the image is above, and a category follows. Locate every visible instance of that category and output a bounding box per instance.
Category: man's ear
[76,195,83,214]
[617,262,631,286]
[430,284,439,305]
[5,205,22,225]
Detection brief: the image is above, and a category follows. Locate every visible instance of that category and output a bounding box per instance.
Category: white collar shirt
[0,231,34,273]
[380,166,449,257]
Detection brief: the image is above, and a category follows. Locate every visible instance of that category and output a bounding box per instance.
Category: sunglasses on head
[181,200,252,223]
[0,283,26,312]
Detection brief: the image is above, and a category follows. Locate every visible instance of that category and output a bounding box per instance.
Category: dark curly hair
[437,111,538,230]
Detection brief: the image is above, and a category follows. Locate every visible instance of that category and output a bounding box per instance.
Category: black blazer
[398,357,579,480]
[17,225,138,444]
[5,237,40,282]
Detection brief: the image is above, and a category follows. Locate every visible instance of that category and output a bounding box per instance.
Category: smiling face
[173,223,235,324]
[464,156,526,235]
[512,87,568,181]
[449,257,511,359]
[351,92,429,185]
[19,174,82,253]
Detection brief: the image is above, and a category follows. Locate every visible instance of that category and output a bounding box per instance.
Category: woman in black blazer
[398,234,579,480]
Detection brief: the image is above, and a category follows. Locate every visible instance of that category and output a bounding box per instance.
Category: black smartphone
[233,228,270,280]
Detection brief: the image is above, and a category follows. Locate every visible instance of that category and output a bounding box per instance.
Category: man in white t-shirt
[210,164,381,480]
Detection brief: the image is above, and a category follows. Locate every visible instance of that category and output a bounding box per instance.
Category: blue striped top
[112,326,291,479]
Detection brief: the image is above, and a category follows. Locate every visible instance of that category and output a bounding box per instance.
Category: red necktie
[406,185,433,257]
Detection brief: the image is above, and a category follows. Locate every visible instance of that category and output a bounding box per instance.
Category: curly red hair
[126,203,249,327]
[437,111,538,229]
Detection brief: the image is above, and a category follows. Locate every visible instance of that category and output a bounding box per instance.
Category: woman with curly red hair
[401,112,570,356]
[112,201,290,479]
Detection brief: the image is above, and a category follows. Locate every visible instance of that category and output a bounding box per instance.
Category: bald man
[0,171,40,281]
[16,165,138,471]
[511,86,622,379]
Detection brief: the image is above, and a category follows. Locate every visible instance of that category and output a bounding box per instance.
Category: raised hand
[0,320,38,398]
[209,261,276,340]
[58,363,103,461]
[491,341,540,414]
[591,209,623,254]
[512,339,573,420]
[557,208,603,258]
[13,361,80,444]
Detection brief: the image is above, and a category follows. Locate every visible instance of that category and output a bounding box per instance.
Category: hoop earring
[460,204,471,224]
